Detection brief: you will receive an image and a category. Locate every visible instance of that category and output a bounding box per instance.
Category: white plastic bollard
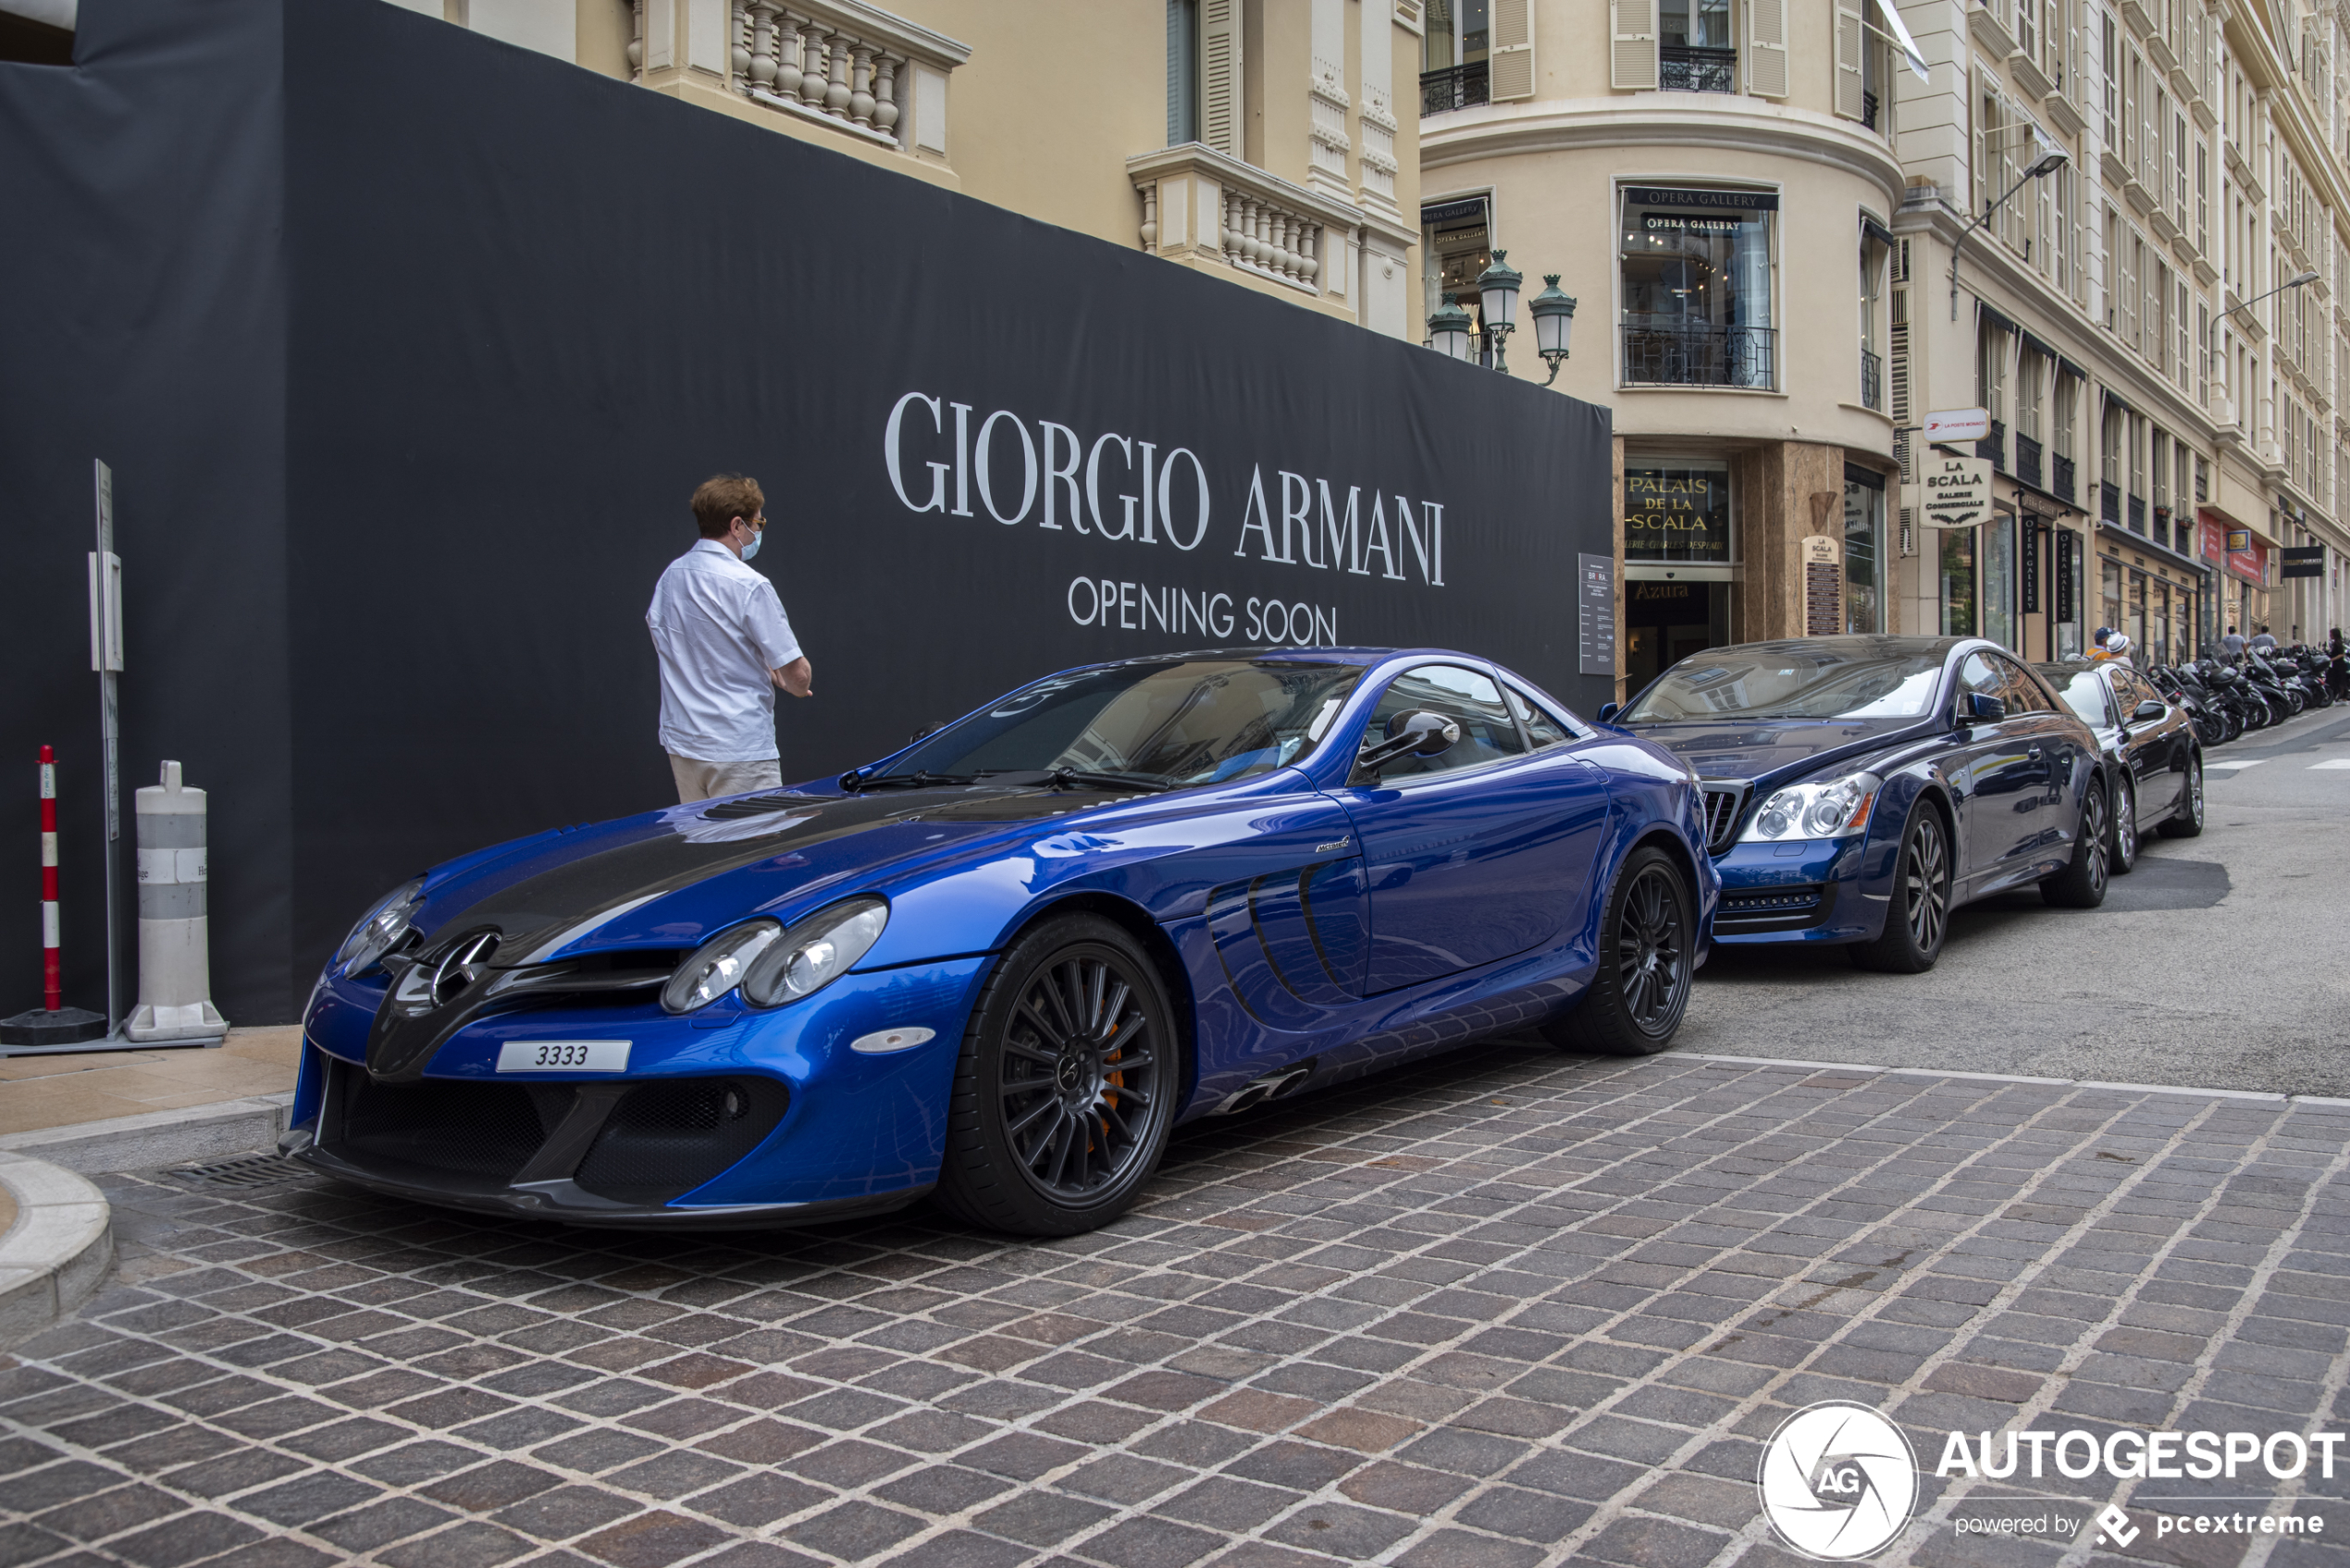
[126,760,228,1043]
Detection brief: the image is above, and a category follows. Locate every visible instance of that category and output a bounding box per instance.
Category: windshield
[1623,647,1947,722]
[2035,665,2111,728]
[874,660,1363,787]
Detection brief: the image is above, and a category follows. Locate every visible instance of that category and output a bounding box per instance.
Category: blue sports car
[1602,635,2109,974]
[290,648,1716,1234]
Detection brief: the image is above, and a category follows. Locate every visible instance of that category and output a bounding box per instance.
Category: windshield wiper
[1046,767,1169,794]
[839,769,978,791]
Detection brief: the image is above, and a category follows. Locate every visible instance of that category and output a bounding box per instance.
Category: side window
[1990,656,2052,713]
[1504,683,1574,747]
[1363,665,1525,779]
[2118,670,2164,710]
[1956,653,2003,720]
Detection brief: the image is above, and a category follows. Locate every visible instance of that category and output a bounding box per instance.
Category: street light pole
[1427,251,1575,384]
[1949,150,2070,321]
[2207,268,2319,427]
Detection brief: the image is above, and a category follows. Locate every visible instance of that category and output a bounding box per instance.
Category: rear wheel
[934,915,1178,1236]
[2158,753,2206,838]
[2109,775,2139,874]
[2040,774,2110,908]
[1849,803,1951,974]
[1540,846,1692,1056]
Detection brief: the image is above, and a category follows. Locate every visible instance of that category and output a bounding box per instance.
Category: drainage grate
[161,1154,307,1190]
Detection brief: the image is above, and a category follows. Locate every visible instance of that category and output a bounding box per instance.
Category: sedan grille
[1697,783,1749,854]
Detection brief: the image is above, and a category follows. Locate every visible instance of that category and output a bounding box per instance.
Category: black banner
[2055,529,2079,623]
[2282,544,2325,579]
[1,0,1613,1020]
[2021,519,2042,614]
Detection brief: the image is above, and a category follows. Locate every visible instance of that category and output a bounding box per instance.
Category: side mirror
[1359,710,1462,772]
[2130,698,2166,722]
[1964,692,2007,724]
[1596,701,1622,724]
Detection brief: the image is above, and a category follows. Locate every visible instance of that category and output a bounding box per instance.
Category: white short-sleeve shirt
[647,539,803,763]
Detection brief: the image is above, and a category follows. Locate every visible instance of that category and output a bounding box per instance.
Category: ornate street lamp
[1528,275,1577,386]
[1475,250,1523,374]
[1427,293,1475,361]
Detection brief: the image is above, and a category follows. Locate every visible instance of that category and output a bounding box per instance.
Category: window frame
[1352,661,1533,787]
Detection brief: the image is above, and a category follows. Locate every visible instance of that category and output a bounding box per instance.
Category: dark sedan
[1601,636,2110,973]
[2034,661,2206,871]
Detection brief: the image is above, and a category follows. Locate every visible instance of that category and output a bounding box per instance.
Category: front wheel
[934,915,1180,1236]
[1540,846,1693,1056]
[2158,753,2206,838]
[1849,802,1952,974]
[2040,773,2110,908]
[2109,774,2139,874]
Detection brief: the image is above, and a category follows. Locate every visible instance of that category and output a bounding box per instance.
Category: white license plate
[496,1039,631,1073]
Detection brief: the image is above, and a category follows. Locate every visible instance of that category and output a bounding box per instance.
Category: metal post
[93,460,123,1041]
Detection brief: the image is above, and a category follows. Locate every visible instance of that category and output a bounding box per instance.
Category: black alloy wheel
[1850,802,1951,973]
[2041,774,2110,908]
[934,914,1179,1236]
[2109,774,2139,874]
[2158,753,2206,838]
[1540,846,1692,1056]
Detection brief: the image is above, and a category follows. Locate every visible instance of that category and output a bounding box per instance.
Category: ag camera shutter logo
[1757,1401,1920,1560]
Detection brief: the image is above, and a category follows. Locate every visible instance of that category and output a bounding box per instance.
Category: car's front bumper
[290,955,993,1227]
[1710,835,1885,945]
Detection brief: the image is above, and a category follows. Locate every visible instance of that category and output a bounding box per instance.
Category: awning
[1872,0,1929,81]
[1861,215,1897,248]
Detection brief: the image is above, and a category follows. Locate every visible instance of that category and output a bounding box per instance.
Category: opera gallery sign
[883,389,1451,647]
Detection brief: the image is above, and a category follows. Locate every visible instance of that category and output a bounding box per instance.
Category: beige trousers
[670,755,784,804]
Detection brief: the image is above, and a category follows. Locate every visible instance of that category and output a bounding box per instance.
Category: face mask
[739,529,762,562]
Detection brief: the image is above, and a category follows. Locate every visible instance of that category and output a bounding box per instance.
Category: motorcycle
[2149,664,2231,747]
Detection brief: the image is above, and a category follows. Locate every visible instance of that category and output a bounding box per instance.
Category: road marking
[1674,1053,2312,1104]
[2208,759,2267,768]
[2309,759,2350,769]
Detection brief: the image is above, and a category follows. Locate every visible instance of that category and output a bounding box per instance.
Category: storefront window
[1843,469,1883,634]
[1619,187,1776,389]
[1940,529,1977,636]
[2101,558,2124,636]
[1421,196,1490,345]
[1984,512,2018,650]
[2128,569,2148,656]
[1625,462,1733,563]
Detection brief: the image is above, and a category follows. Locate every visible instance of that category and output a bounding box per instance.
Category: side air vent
[1697,783,1749,854]
[572,1076,791,1205]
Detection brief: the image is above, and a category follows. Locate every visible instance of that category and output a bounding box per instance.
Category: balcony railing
[1861,89,1880,130]
[2015,432,2043,488]
[1861,349,1883,410]
[2052,453,2076,504]
[1421,61,1489,115]
[1130,143,1362,304]
[1977,418,2007,471]
[2100,479,2120,525]
[2128,493,2146,533]
[1620,322,1776,389]
[1661,44,1738,93]
[712,2,971,153]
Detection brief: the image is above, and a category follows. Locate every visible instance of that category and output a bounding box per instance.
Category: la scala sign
[1910,456,1993,530]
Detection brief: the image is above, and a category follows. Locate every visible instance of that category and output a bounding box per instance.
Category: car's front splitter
[1709,835,1886,945]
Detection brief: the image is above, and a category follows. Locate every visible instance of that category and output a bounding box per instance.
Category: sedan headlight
[742,897,889,1007]
[1740,772,1882,842]
[337,878,424,975]
[662,920,782,1013]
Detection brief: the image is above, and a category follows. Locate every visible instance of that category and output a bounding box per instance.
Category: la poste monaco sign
[1911,455,1993,530]
[1923,406,1992,442]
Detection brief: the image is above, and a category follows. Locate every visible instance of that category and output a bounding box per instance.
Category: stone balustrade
[1129,143,1369,305]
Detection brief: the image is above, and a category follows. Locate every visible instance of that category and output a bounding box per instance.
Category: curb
[0,1093,296,1175]
[0,1152,112,1352]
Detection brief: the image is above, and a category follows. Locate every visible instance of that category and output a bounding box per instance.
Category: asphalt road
[1676,698,2350,1096]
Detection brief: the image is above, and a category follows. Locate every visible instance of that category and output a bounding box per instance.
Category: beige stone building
[388,0,1428,338]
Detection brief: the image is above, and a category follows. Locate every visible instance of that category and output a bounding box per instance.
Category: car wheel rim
[998,952,1159,1202]
[1904,817,1948,953]
[2084,790,2108,894]
[1615,866,1688,1035]
[2116,783,2136,862]
[2190,763,2204,822]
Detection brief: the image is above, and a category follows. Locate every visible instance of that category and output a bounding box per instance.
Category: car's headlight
[742,897,889,1007]
[1740,772,1882,842]
[662,920,782,1013]
[337,879,424,975]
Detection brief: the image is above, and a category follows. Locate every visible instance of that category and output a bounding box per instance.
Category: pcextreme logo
[1757,1401,1921,1560]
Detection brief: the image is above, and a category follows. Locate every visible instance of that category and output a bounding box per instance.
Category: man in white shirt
[647,475,813,803]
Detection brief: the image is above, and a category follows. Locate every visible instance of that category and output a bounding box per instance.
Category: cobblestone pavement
[6,1045,2350,1568]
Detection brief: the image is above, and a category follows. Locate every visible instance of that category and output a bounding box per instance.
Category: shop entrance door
[1625,579,1729,691]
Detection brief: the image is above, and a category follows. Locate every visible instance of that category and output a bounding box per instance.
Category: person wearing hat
[2092,626,2134,666]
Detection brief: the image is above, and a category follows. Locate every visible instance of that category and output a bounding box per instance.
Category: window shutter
[1201,0,1243,156]
[1835,0,1866,119]
[1610,0,1657,91]
[1490,0,1535,99]
[1747,0,1788,97]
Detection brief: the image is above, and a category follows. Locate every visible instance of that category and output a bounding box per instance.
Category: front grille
[573,1077,790,1205]
[1716,883,1832,932]
[1697,784,1749,854]
[331,1069,565,1185]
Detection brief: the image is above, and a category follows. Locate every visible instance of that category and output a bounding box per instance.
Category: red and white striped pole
[41,744,61,1012]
